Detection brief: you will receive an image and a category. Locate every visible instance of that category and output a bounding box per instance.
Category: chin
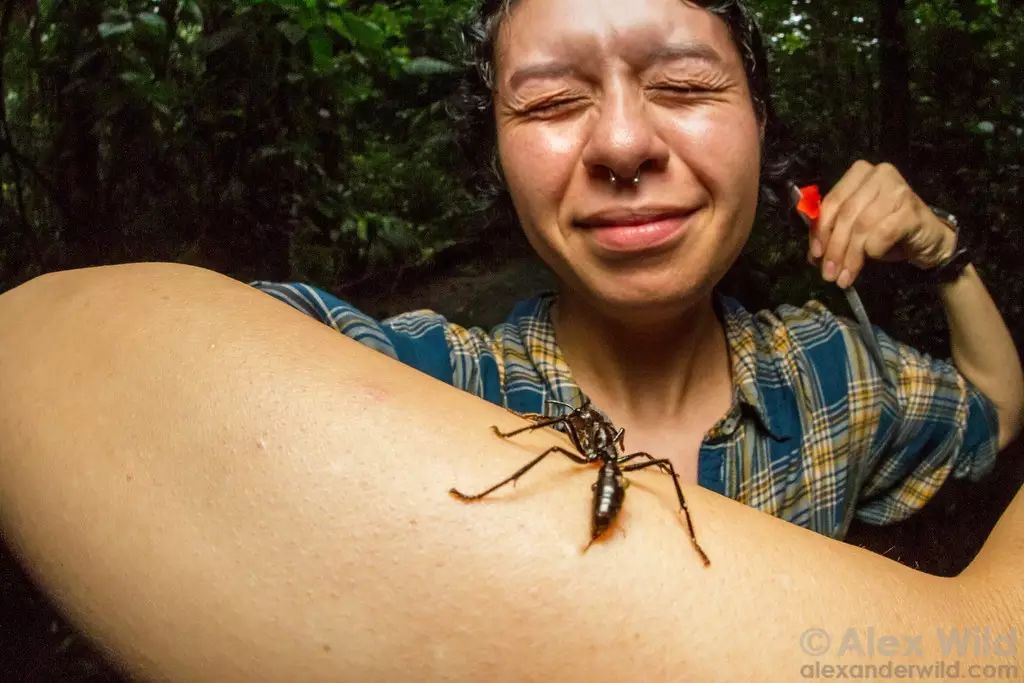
[584,270,716,323]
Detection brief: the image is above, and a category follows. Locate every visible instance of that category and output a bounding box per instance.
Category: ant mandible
[449,398,711,566]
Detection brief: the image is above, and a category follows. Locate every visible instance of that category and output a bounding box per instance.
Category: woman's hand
[810,160,958,289]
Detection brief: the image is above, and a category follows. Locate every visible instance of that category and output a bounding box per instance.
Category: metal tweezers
[788,183,894,389]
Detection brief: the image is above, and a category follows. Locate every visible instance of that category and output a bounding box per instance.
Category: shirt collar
[714,294,795,442]
[515,292,794,442]
[515,292,582,408]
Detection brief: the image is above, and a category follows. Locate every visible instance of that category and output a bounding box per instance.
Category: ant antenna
[545,399,576,412]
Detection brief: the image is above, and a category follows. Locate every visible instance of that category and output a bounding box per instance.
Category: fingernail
[837,269,852,289]
[811,239,823,259]
[823,260,837,281]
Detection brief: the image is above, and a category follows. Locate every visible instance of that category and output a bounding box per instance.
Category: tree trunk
[878,0,912,169]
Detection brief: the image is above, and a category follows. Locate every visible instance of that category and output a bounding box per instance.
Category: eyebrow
[507,63,576,91]
[646,42,726,67]
[506,41,726,91]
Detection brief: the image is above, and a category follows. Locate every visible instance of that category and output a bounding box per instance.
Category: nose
[580,85,670,186]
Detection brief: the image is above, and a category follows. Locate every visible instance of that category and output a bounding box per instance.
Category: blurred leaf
[196,26,244,54]
[118,71,149,84]
[136,12,167,35]
[307,28,332,70]
[181,1,204,25]
[402,57,460,76]
[69,49,101,74]
[277,20,307,45]
[97,21,133,39]
[329,11,384,51]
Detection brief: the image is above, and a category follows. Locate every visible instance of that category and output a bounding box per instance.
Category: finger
[839,188,899,275]
[821,176,882,282]
[815,160,875,256]
[863,207,913,262]
[837,199,914,288]
[836,233,868,289]
[875,163,911,207]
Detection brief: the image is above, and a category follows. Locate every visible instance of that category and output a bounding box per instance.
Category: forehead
[494,0,741,81]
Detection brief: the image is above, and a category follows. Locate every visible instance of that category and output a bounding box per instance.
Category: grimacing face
[493,0,763,320]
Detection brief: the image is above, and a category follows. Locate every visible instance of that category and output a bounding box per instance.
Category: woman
[253,0,1021,539]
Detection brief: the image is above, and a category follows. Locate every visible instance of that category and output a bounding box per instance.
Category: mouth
[574,209,696,254]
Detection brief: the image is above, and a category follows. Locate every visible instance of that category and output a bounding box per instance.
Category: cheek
[668,110,762,203]
[498,125,581,215]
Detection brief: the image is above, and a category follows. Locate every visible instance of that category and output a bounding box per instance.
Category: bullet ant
[449,399,710,566]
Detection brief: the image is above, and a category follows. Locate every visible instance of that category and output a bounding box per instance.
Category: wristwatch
[928,206,972,284]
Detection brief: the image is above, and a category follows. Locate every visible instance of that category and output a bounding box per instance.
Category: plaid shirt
[249,280,999,538]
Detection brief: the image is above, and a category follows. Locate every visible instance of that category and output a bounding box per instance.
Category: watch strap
[928,205,971,284]
[934,247,972,283]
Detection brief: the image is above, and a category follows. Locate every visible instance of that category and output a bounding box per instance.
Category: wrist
[911,225,957,271]
[914,208,958,270]
[936,222,959,264]
[924,206,973,283]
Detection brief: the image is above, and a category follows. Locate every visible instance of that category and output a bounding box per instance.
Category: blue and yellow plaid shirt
[250,280,999,539]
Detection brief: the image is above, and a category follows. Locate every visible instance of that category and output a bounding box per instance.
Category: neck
[552,289,730,425]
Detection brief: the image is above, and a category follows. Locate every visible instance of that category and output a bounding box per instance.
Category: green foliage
[0,0,1021,353]
[740,0,1024,352]
[0,0,476,287]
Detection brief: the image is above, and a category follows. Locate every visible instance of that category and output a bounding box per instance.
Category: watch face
[929,205,959,230]
[933,204,954,223]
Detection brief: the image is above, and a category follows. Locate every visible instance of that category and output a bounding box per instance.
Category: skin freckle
[360,385,391,404]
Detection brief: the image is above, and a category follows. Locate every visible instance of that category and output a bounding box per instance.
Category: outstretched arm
[0,263,1019,682]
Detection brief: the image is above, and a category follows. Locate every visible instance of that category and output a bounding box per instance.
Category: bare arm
[0,263,1019,682]
[940,263,1024,449]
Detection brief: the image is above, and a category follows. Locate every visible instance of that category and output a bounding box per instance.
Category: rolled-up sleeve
[249,280,400,357]
[247,280,455,384]
[854,329,1000,525]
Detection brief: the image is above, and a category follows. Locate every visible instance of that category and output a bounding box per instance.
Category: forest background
[0,0,1022,680]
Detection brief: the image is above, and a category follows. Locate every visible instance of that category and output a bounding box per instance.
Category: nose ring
[609,169,641,187]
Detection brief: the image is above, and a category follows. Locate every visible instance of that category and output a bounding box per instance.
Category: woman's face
[493,0,762,319]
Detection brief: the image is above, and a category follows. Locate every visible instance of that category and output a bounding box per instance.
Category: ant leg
[616,450,669,472]
[450,446,589,500]
[616,453,683,489]
[621,457,710,567]
[491,416,570,438]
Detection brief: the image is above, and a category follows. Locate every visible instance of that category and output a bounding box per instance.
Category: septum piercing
[609,169,641,187]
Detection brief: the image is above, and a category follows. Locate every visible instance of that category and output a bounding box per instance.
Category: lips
[576,210,694,254]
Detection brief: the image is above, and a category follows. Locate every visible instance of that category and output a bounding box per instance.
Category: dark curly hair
[448,0,800,232]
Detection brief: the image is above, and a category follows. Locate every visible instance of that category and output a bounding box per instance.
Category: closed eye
[652,85,717,95]
[648,85,728,107]
[525,98,584,117]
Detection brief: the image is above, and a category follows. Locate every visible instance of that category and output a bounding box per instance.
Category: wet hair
[447,0,800,230]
